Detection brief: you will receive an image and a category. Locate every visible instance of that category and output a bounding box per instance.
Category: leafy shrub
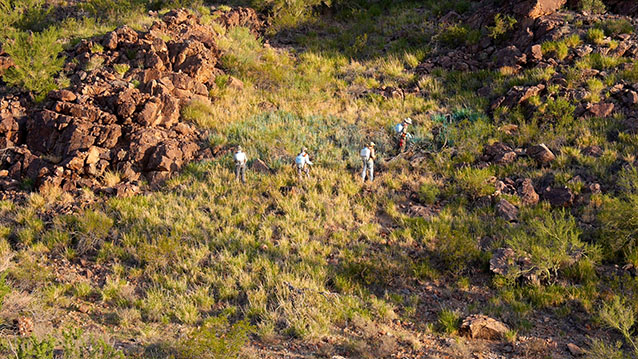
[0,0,52,33]
[178,316,254,359]
[586,28,605,45]
[543,96,574,129]
[418,182,440,205]
[580,0,606,14]
[599,295,638,353]
[438,24,480,48]
[598,193,638,260]
[507,209,592,281]
[597,19,634,36]
[586,338,624,359]
[5,329,124,359]
[487,13,517,40]
[3,27,64,101]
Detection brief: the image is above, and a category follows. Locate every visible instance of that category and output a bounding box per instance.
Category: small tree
[3,27,65,101]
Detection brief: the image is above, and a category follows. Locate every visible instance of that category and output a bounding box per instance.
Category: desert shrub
[0,0,52,33]
[597,193,638,261]
[3,27,64,101]
[437,308,461,334]
[586,53,626,70]
[596,19,634,37]
[0,273,9,310]
[507,209,592,281]
[438,24,480,48]
[418,182,440,205]
[454,166,494,199]
[622,62,638,82]
[487,13,517,40]
[542,96,574,130]
[586,338,624,359]
[251,0,326,31]
[80,0,145,20]
[72,210,114,255]
[4,329,124,359]
[598,295,638,353]
[586,28,605,45]
[178,315,254,359]
[580,0,605,14]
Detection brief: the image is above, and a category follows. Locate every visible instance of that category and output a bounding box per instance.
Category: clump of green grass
[438,24,480,48]
[586,28,605,45]
[181,99,215,127]
[438,308,461,334]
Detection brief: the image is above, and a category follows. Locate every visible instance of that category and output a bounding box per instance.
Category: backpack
[295,154,305,166]
[360,147,371,161]
[394,123,404,134]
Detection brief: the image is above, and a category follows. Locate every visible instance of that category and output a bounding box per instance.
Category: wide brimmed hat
[404,117,413,124]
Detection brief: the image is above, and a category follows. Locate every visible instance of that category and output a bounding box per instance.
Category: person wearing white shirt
[295,147,313,179]
[360,142,376,182]
[233,146,247,183]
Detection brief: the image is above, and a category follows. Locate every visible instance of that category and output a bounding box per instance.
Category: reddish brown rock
[543,187,574,207]
[527,144,555,165]
[460,315,509,340]
[496,199,519,221]
[588,102,615,118]
[518,178,539,205]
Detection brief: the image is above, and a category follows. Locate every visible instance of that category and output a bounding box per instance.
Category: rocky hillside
[2,0,638,358]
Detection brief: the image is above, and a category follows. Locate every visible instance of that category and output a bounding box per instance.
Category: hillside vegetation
[1,0,638,358]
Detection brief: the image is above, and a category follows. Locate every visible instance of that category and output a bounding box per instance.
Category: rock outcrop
[460,314,510,340]
[0,8,261,196]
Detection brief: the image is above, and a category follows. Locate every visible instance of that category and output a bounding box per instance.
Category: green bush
[4,329,124,359]
[507,209,592,281]
[80,0,144,20]
[438,24,480,48]
[586,28,605,45]
[437,308,461,334]
[0,0,51,33]
[487,13,517,40]
[580,0,605,14]
[598,193,638,261]
[0,273,9,310]
[178,316,254,359]
[251,0,326,31]
[599,295,638,354]
[597,19,634,36]
[3,27,64,101]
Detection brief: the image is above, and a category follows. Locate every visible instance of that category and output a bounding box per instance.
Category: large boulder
[513,0,567,18]
[460,315,510,340]
[527,144,555,166]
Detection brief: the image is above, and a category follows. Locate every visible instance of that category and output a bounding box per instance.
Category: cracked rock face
[0,8,261,196]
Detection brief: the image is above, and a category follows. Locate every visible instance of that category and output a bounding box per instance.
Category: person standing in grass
[234,146,247,183]
[395,117,413,152]
[295,147,313,179]
[360,142,376,182]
